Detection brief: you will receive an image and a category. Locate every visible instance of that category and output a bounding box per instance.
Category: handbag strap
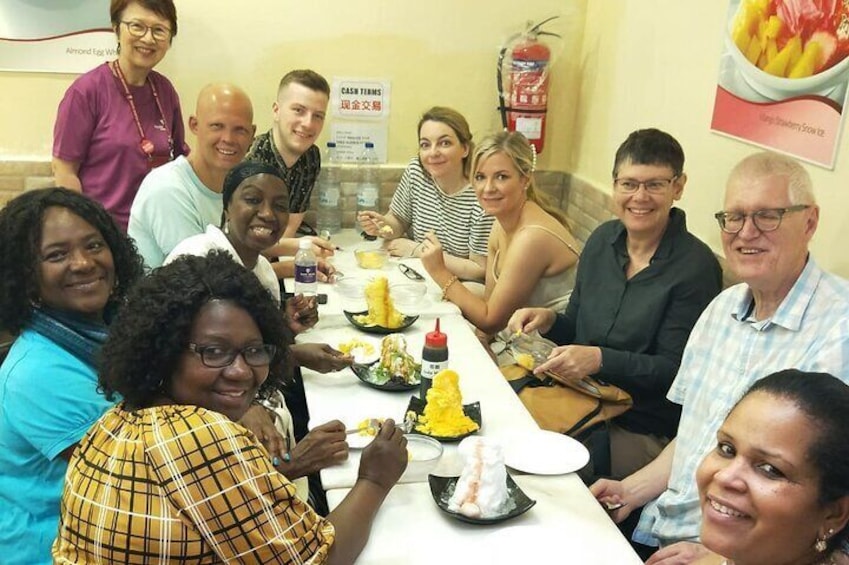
[508,374,556,394]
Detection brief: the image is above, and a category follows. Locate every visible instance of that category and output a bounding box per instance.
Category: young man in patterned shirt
[246,69,329,239]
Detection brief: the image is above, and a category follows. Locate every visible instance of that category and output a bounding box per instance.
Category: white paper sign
[0,0,115,73]
[331,78,391,119]
[330,121,389,163]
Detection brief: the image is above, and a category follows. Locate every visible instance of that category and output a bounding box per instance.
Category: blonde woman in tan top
[421,130,579,335]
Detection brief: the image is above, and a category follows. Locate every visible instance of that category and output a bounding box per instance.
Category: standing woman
[358,106,494,282]
[421,131,580,335]
[52,0,188,231]
[0,188,144,565]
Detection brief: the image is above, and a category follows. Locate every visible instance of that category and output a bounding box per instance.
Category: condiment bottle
[420,318,448,399]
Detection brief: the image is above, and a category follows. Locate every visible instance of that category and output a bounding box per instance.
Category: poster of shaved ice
[0,0,115,73]
[711,0,849,169]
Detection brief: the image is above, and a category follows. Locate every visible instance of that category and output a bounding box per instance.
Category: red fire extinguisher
[498,17,560,154]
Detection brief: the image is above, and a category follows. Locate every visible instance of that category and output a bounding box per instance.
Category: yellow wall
[3,0,848,276]
[573,1,849,277]
[0,0,585,170]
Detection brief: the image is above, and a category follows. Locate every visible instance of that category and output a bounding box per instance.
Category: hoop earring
[223,221,230,235]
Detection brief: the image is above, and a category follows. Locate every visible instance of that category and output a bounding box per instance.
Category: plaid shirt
[53,404,334,563]
[634,258,849,547]
[245,130,321,214]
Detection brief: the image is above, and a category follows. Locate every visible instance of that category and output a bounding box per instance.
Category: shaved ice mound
[448,437,510,519]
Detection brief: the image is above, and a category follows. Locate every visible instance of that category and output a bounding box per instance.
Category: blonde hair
[470,131,569,226]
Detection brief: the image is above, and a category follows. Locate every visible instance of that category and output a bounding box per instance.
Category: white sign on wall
[331,78,390,119]
[329,77,391,163]
[330,122,389,163]
[0,0,115,73]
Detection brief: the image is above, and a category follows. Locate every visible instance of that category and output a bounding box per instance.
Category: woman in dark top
[509,129,722,479]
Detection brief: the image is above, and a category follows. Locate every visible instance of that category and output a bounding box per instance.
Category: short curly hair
[100,251,292,410]
[0,188,144,334]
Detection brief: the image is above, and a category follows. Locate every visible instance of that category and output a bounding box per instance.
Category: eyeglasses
[188,343,276,368]
[613,176,678,194]
[714,205,810,234]
[121,20,172,42]
[398,263,425,281]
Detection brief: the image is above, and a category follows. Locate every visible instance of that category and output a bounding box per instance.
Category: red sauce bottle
[420,318,448,399]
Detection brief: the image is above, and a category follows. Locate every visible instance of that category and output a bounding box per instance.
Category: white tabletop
[298,313,538,490]
[296,231,640,563]
[326,474,642,565]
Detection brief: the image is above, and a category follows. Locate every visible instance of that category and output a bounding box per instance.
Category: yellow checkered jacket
[52,404,334,563]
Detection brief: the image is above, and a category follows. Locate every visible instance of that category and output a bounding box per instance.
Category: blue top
[0,329,115,565]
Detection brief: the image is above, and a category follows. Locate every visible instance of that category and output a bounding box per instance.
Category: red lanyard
[111,60,174,161]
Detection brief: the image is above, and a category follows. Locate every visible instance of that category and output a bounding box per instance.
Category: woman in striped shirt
[358,107,494,282]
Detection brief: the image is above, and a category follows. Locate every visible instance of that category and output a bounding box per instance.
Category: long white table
[293,230,641,564]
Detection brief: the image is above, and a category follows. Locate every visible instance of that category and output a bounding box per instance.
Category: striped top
[53,404,334,564]
[389,158,493,258]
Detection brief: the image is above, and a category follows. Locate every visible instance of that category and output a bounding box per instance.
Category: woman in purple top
[52,0,188,231]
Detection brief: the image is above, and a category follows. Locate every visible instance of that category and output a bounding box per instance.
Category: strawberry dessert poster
[712,0,849,168]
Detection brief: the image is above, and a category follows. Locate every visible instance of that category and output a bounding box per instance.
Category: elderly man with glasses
[591,151,849,564]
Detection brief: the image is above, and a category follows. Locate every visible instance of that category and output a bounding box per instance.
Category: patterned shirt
[389,158,493,258]
[53,404,334,563]
[245,129,321,213]
[633,258,849,547]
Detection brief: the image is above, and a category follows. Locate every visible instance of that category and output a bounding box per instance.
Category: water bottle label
[295,265,317,284]
[319,188,340,206]
[357,188,378,207]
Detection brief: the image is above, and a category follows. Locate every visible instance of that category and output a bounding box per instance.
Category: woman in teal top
[0,188,144,565]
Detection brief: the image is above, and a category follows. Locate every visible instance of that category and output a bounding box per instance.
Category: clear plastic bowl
[335,277,368,312]
[401,434,443,482]
[355,247,389,269]
[390,282,427,315]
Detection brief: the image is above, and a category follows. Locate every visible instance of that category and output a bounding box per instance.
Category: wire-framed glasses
[122,20,172,42]
[714,205,810,234]
[398,263,425,281]
[613,176,678,193]
[188,343,276,368]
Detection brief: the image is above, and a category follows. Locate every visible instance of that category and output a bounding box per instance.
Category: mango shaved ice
[353,276,405,328]
[415,369,479,437]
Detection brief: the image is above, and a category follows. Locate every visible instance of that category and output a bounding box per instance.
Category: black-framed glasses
[613,176,678,194]
[714,205,810,234]
[121,20,172,42]
[188,343,276,368]
[398,263,425,281]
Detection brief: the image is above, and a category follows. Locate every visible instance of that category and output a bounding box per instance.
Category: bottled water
[293,238,318,297]
[316,142,342,235]
[356,142,380,214]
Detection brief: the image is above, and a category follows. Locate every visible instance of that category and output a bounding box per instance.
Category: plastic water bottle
[316,142,342,235]
[356,142,380,214]
[293,239,318,297]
